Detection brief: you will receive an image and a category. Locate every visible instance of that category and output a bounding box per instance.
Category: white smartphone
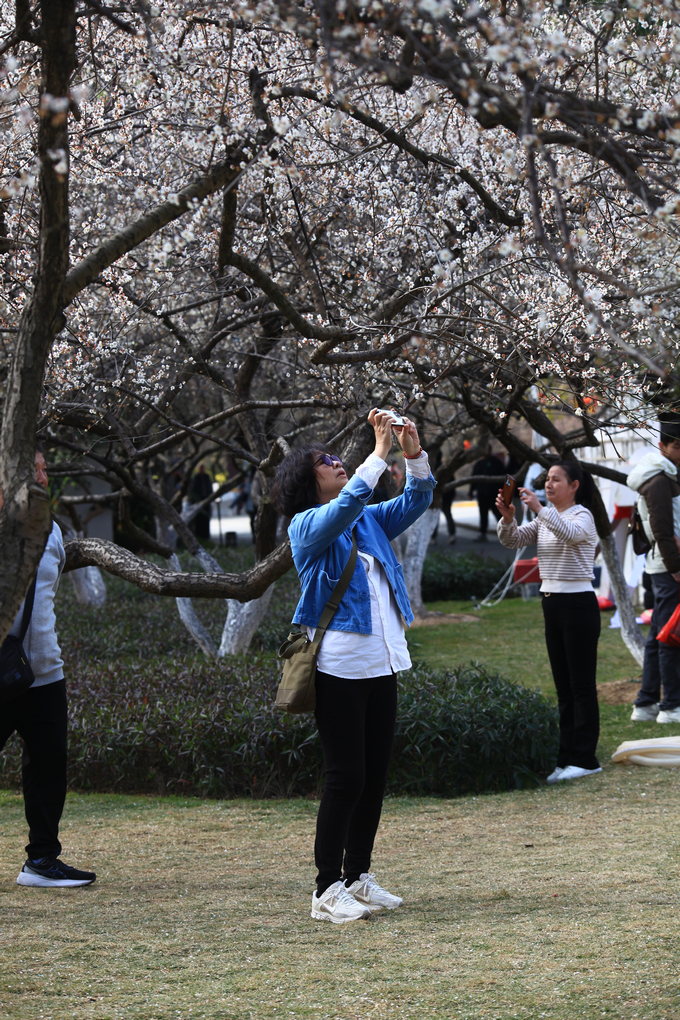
[376,408,406,426]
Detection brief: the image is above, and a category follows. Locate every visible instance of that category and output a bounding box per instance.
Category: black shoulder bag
[0,579,37,704]
[627,505,652,556]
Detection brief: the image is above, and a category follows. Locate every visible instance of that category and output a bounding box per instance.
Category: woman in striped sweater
[496,462,601,784]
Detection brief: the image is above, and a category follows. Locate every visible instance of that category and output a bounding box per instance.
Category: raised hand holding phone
[501,475,517,506]
[375,408,406,427]
[392,414,421,458]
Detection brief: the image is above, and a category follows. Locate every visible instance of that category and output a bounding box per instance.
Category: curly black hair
[271,444,331,519]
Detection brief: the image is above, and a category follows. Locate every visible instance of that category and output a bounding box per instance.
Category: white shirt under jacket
[309,451,431,679]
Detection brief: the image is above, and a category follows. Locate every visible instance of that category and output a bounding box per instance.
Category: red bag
[656,605,680,647]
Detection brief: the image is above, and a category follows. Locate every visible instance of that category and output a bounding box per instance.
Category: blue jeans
[638,572,680,710]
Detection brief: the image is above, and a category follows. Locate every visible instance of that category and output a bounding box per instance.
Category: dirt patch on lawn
[597,679,639,704]
[411,612,480,626]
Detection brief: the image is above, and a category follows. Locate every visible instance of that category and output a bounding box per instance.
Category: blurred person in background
[1,450,96,888]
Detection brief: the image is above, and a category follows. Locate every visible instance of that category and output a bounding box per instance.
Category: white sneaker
[311,880,371,924]
[345,872,403,911]
[656,707,680,724]
[631,703,660,721]
[552,765,602,782]
[546,767,564,784]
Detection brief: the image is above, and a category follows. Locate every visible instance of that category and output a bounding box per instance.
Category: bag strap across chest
[309,534,358,652]
[17,577,37,642]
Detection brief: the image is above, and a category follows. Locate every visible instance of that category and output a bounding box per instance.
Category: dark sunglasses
[314,453,343,468]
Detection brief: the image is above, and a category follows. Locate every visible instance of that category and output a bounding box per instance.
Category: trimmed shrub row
[420,551,510,602]
[0,659,557,798]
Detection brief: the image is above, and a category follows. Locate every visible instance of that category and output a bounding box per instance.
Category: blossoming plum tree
[1,1,679,655]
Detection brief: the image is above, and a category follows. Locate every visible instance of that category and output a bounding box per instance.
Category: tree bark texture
[68,566,107,608]
[0,0,76,641]
[402,508,439,617]
[218,587,277,656]
[599,533,644,667]
[64,536,293,600]
[169,556,218,657]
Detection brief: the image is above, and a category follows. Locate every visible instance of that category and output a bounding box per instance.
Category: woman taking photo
[495,461,601,784]
[273,409,435,923]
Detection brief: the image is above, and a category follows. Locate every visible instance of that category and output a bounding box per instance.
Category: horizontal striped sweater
[497,503,597,585]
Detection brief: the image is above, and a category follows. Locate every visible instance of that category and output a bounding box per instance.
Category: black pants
[477,496,501,536]
[639,572,680,710]
[0,680,67,859]
[314,671,397,895]
[542,593,600,770]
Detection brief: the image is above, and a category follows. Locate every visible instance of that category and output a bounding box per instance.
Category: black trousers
[541,593,600,770]
[314,670,397,895]
[0,680,67,859]
[477,495,501,536]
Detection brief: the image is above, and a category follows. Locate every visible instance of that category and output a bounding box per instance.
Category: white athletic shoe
[311,880,371,924]
[630,703,660,721]
[552,765,602,782]
[546,767,564,784]
[656,707,680,724]
[345,872,403,911]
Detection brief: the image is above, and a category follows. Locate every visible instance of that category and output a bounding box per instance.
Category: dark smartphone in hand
[501,475,517,506]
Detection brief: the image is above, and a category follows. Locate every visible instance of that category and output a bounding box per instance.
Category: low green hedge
[421,551,510,601]
[0,660,557,798]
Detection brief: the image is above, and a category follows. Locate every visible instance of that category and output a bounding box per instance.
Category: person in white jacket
[1,450,96,887]
[626,427,680,724]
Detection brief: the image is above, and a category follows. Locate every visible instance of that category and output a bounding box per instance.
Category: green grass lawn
[411,596,640,692]
[2,579,676,1020]
[409,596,647,762]
[1,772,679,1020]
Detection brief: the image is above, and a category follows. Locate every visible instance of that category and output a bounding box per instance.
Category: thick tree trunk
[69,566,107,607]
[169,554,218,656]
[0,1,76,641]
[402,508,439,617]
[218,587,277,656]
[599,533,644,666]
[587,468,644,667]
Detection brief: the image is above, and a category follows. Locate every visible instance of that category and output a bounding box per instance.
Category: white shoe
[631,703,660,721]
[656,707,680,724]
[546,767,564,784]
[552,765,602,782]
[345,872,403,911]
[311,881,371,924]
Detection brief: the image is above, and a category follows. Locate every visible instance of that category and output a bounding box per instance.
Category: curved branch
[63,152,247,305]
[279,86,522,227]
[64,536,293,600]
[309,331,413,364]
[225,250,354,340]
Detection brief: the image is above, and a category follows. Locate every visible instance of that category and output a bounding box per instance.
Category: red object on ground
[513,558,540,585]
[597,596,615,610]
[639,608,653,625]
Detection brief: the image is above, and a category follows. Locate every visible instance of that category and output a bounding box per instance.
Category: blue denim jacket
[289,471,435,634]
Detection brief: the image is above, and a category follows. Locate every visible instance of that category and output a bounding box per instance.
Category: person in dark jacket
[469,446,505,541]
[626,425,680,723]
[1,451,96,887]
[188,463,213,540]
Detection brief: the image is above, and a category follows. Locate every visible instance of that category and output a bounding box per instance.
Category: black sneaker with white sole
[17,858,96,887]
